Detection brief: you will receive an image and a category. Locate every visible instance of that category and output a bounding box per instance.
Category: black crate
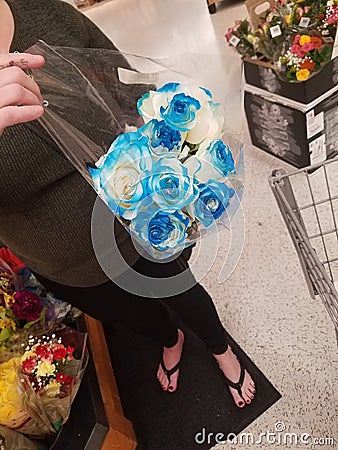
[244,86,338,168]
[244,57,338,104]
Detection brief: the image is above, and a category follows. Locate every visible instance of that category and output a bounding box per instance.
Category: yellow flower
[36,361,56,377]
[299,35,311,45]
[0,306,5,314]
[296,69,310,81]
[45,379,61,397]
[0,357,23,424]
[0,318,16,331]
[285,15,292,25]
[4,293,15,307]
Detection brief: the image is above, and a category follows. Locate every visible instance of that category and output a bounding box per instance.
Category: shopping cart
[270,158,338,341]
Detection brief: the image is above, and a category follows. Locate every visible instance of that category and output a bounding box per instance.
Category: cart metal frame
[270,158,338,339]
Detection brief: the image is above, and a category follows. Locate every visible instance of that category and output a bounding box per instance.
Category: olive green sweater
[0,0,141,286]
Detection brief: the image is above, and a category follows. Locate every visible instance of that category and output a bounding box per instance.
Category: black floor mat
[105,322,281,450]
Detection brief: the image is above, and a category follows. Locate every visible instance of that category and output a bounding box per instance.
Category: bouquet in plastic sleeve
[276,31,332,81]
[27,41,244,260]
[0,258,56,363]
[0,325,88,438]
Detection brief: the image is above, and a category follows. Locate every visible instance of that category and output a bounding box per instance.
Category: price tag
[118,67,160,85]
[229,35,241,47]
[270,25,282,38]
[310,135,326,165]
[306,110,324,139]
[299,17,311,28]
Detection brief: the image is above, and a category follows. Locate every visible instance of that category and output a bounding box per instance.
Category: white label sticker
[332,29,338,60]
[117,67,160,85]
[306,110,324,139]
[229,35,241,47]
[299,17,311,28]
[270,25,282,38]
[309,134,326,165]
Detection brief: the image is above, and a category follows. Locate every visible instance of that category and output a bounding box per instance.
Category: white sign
[270,25,282,38]
[299,17,311,28]
[117,67,160,85]
[306,110,324,139]
[309,134,326,165]
[229,35,241,47]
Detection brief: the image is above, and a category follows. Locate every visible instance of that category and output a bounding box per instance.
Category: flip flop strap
[160,357,180,385]
[223,364,245,397]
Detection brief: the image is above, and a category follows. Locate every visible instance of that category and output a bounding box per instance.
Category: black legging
[33,251,228,355]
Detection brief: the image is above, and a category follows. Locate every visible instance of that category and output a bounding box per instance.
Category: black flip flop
[160,355,181,392]
[222,360,248,405]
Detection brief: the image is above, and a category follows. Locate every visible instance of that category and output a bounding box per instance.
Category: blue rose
[160,93,201,131]
[131,206,190,251]
[89,131,153,220]
[184,139,235,183]
[149,158,199,211]
[139,119,183,159]
[191,180,235,228]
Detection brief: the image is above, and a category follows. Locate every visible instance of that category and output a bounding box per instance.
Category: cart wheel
[208,3,216,14]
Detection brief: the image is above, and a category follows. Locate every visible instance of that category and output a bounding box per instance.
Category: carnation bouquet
[0,258,54,363]
[27,41,243,260]
[0,325,87,438]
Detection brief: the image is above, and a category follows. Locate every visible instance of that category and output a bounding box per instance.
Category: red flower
[22,356,37,374]
[35,344,54,362]
[53,346,67,360]
[300,60,315,71]
[310,36,322,50]
[318,14,324,21]
[56,372,67,383]
[65,375,73,386]
[12,291,42,322]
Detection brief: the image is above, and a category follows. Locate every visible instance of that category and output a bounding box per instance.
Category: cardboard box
[244,56,338,104]
[244,84,338,168]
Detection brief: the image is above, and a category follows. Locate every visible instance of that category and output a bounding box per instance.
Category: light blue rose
[185,139,235,183]
[89,131,153,220]
[139,119,183,159]
[131,206,190,251]
[149,158,199,211]
[160,93,201,132]
[192,180,235,228]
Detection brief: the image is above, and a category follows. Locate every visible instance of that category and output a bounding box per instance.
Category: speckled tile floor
[73,0,337,447]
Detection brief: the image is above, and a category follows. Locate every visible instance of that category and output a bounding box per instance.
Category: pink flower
[35,344,54,362]
[296,7,304,17]
[290,44,306,58]
[301,42,314,53]
[293,35,301,45]
[12,291,42,322]
[304,6,310,14]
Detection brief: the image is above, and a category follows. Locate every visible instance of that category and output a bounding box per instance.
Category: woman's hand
[0,53,45,135]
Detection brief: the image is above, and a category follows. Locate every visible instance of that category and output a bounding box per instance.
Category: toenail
[246,400,251,404]
[238,401,244,407]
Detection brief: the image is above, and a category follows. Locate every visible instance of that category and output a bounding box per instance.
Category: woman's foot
[214,346,255,408]
[157,329,184,393]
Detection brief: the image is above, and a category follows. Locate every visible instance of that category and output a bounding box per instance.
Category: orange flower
[300,60,315,71]
[310,36,322,50]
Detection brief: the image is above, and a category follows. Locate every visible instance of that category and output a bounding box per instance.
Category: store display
[245,84,338,167]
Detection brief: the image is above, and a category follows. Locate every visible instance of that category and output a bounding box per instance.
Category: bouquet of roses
[89,82,237,257]
[0,326,87,438]
[277,32,332,81]
[25,42,243,261]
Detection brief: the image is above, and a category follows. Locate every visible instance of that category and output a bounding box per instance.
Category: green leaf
[0,327,14,344]
[23,307,47,329]
[52,418,63,432]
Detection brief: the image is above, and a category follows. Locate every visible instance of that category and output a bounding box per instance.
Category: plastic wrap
[28,41,244,260]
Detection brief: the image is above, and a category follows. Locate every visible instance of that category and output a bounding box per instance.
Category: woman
[0,0,255,407]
